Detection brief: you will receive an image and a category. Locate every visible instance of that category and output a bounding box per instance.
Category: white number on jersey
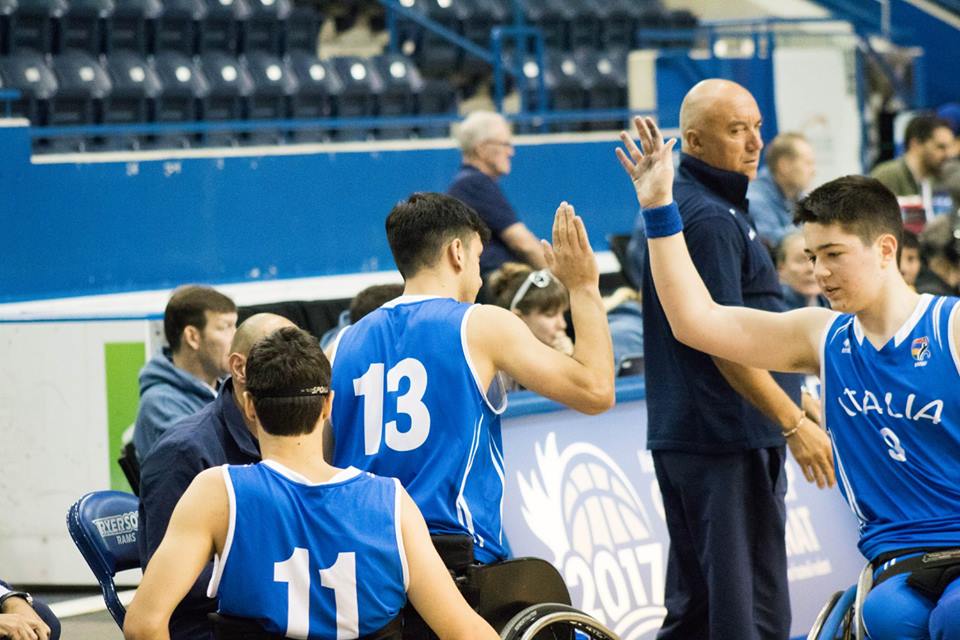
[274,548,359,639]
[354,358,431,455]
[880,427,907,462]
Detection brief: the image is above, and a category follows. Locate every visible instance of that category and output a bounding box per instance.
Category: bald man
[138,313,294,640]
[631,80,833,639]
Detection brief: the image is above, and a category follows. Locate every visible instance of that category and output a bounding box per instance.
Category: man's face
[917,126,955,176]
[690,93,764,179]
[899,247,921,287]
[478,121,515,177]
[197,310,238,379]
[778,234,820,298]
[803,223,886,314]
[778,139,816,194]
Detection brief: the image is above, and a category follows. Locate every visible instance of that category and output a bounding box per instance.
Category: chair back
[66,490,141,628]
[117,441,141,495]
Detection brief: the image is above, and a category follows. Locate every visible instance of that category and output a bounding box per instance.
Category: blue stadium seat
[567,0,603,50]
[152,50,208,147]
[101,49,161,147]
[416,76,456,138]
[108,0,161,54]
[154,0,204,55]
[199,0,249,54]
[46,48,110,150]
[0,0,18,54]
[243,51,295,144]
[287,50,340,142]
[67,491,141,629]
[197,51,252,145]
[283,4,319,53]
[409,0,461,76]
[242,0,288,56]
[0,48,57,123]
[370,53,420,139]
[8,0,68,54]
[455,0,504,76]
[522,0,574,51]
[576,47,627,129]
[61,0,113,54]
[329,55,376,140]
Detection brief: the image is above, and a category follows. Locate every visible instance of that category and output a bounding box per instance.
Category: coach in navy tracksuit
[631,80,833,639]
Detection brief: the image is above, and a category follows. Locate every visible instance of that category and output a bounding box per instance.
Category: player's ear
[449,237,465,271]
[241,391,258,424]
[321,391,334,422]
[877,233,898,267]
[228,352,245,384]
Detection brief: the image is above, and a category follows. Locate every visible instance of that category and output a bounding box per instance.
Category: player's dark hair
[386,192,491,278]
[245,326,331,437]
[164,285,236,352]
[349,283,405,324]
[794,175,903,250]
[902,230,919,251]
[904,115,952,148]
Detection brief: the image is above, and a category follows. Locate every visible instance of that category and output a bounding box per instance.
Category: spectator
[900,230,921,289]
[936,103,960,214]
[747,132,817,247]
[125,327,498,640]
[319,283,404,351]
[447,111,546,276]
[488,262,643,378]
[776,231,828,309]
[916,214,960,296]
[871,115,956,224]
[133,286,237,460]
[621,80,833,639]
[0,580,59,640]
[138,312,292,640]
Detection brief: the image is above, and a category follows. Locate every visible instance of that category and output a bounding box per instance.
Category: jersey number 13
[354,358,431,455]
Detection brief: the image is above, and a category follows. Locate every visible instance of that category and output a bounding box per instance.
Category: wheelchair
[807,562,873,639]
[68,490,620,639]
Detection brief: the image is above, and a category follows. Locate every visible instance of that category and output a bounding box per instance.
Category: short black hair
[349,283,404,323]
[904,115,952,148]
[164,285,236,352]
[794,175,902,250]
[385,192,491,278]
[902,229,919,251]
[245,326,331,437]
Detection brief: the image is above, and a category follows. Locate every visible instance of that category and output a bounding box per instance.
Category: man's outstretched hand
[616,116,677,209]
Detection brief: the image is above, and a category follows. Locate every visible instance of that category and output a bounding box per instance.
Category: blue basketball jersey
[821,294,960,560]
[330,295,509,563]
[208,462,408,639]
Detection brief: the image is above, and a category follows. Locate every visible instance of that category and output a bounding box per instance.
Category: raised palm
[616,116,677,209]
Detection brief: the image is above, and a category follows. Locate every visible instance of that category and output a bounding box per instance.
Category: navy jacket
[639,154,801,453]
[447,164,522,274]
[138,378,260,640]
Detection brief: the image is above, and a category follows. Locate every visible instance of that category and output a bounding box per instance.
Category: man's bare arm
[124,469,226,640]
[470,203,615,415]
[500,222,548,268]
[713,357,834,488]
[616,116,830,374]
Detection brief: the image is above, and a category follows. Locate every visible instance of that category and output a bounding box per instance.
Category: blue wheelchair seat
[66,490,141,629]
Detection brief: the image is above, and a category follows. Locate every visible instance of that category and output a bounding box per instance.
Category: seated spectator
[133,286,237,461]
[937,103,960,212]
[319,283,404,351]
[747,132,817,247]
[448,111,546,276]
[138,313,292,640]
[489,262,644,382]
[871,114,955,228]
[0,580,59,640]
[124,327,498,640]
[776,231,828,309]
[900,230,921,290]
[916,214,960,296]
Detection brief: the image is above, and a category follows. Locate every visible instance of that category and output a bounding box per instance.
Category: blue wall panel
[2,133,640,302]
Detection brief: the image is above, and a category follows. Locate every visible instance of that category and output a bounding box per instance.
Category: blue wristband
[642,202,683,238]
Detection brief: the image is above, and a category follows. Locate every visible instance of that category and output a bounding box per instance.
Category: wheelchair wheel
[499,603,619,640]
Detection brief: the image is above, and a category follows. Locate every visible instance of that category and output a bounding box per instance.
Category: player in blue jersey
[328,193,614,566]
[616,116,960,640]
[124,327,498,640]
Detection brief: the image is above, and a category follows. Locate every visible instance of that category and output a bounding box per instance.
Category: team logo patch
[911,336,932,367]
[517,433,666,639]
[841,338,851,354]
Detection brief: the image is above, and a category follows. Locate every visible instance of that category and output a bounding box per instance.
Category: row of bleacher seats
[0,48,457,149]
[0,0,322,57]
[391,0,696,76]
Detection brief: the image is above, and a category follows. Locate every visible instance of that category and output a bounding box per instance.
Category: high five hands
[616,116,677,209]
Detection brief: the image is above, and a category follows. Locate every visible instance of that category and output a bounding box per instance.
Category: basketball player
[124,327,498,640]
[617,116,960,639]
[329,193,614,564]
